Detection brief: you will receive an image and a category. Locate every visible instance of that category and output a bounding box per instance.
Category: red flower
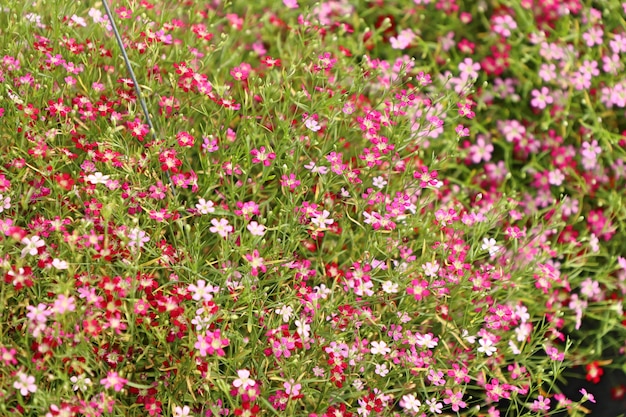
[234,402,259,417]
[611,384,626,400]
[585,361,604,383]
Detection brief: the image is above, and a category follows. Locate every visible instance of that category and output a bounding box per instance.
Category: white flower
[295,319,310,339]
[461,329,476,344]
[233,369,255,389]
[352,379,365,390]
[370,340,391,355]
[313,284,331,299]
[13,372,37,396]
[174,405,191,417]
[509,340,521,355]
[311,210,334,229]
[0,194,10,213]
[481,237,501,257]
[372,176,387,189]
[21,235,45,258]
[70,374,92,392]
[375,363,389,377]
[477,337,497,356]
[382,281,399,294]
[51,258,68,270]
[400,394,421,412]
[415,333,438,349]
[275,305,293,322]
[86,172,110,185]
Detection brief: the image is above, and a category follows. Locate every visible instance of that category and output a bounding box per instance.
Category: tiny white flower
[370,340,391,355]
[311,210,334,229]
[86,172,110,185]
[400,394,421,412]
[21,235,45,258]
[477,337,497,356]
[481,237,501,257]
[372,176,387,189]
[461,329,476,344]
[275,305,293,322]
[51,258,68,270]
[382,281,399,294]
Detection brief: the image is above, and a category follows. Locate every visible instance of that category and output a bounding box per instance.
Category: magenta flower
[100,371,127,392]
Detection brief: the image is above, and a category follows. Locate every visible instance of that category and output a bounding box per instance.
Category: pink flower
[529,395,550,412]
[284,379,301,396]
[443,389,467,412]
[580,388,596,403]
[250,146,276,166]
[100,371,127,392]
[245,250,266,276]
[280,173,301,191]
[530,87,553,109]
[52,294,76,315]
[413,166,438,187]
[13,372,37,396]
[1,347,18,365]
[230,64,250,81]
[283,0,299,8]
[247,221,266,236]
[195,333,210,357]
[204,329,229,356]
[492,14,517,37]
[407,279,430,301]
[209,218,233,238]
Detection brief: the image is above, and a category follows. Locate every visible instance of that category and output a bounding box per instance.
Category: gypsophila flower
[247,221,266,236]
[196,198,215,214]
[275,305,293,322]
[51,258,68,269]
[311,210,334,229]
[127,227,149,250]
[233,369,255,389]
[305,117,321,132]
[209,218,233,238]
[13,372,37,396]
[426,398,443,414]
[478,337,497,356]
[370,340,391,355]
[382,281,399,293]
[70,374,92,392]
[481,237,501,257]
[284,379,302,396]
[21,235,45,257]
[372,176,387,188]
[86,171,110,185]
[174,405,191,417]
[400,394,421,413]
[375,363,389,377]
[0,194,10,213]
[188,279,216,302]
[580,388,596,404]
[100,371,127,392]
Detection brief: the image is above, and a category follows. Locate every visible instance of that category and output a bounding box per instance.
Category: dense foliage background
[0,0,625,416]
